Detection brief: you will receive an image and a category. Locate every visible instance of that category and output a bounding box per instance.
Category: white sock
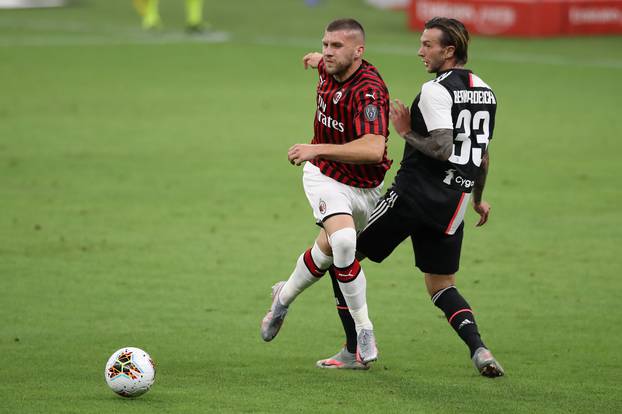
[278,243,332,306]
[330,228,373,333]
[338,272,373,333]
[349,303,373,333]
[310,242,333,269]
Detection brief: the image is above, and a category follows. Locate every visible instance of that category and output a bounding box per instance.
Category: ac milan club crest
[319,199,327,215]
[333,90,343,104]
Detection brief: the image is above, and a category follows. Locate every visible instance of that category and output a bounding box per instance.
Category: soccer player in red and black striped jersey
[261,18,391,367]
[303,50,391,188]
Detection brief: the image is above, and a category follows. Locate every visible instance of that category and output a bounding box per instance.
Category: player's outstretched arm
[473,151,490,226]
[303,52,323,69]
[390,99,452,161]
[288,134,385,166]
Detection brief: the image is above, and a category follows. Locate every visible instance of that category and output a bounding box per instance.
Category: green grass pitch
[1,1,621,412]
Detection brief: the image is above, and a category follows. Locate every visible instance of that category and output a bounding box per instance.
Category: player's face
[322,30,364,79]
[418,28,454,73]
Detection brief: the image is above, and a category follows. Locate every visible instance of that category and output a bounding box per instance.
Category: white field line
[0,17,231,45]
[0,18,620,70]
[254,36,622,70]
[0,31,231,46]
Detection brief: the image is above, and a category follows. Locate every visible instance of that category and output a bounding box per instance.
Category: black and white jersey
[393,69,497,235]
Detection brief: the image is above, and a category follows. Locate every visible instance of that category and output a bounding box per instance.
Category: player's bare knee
[424,273,456,296]
[315,229,333,256]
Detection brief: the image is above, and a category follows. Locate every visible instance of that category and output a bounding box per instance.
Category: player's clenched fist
[288,144,317,166]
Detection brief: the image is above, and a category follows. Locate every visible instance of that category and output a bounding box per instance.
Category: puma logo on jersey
[365,92,376,100]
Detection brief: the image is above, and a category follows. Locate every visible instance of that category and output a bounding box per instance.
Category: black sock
[432,286,485,357]
[329,266,357,354]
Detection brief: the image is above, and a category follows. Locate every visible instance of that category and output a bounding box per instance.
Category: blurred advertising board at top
[408,0,622,36]
[0,0,65,8]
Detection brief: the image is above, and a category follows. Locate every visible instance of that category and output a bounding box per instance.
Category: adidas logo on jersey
[435,71,452,83]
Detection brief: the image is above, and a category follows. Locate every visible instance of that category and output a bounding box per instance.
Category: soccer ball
[104,347,156,398]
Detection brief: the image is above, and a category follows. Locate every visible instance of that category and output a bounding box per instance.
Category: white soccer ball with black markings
[104,347,156,398]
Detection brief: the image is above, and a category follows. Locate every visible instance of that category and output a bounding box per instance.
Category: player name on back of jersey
[317,95,345,133]
[453,90,496,104]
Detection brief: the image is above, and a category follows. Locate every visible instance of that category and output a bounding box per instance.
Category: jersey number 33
[449,109,490,167]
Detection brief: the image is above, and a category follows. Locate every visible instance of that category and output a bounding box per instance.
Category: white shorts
[302,162,383,231]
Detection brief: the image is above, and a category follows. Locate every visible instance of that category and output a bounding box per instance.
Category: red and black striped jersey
[310,59,392,188]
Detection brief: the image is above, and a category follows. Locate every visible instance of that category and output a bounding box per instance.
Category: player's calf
[330,228,373,331]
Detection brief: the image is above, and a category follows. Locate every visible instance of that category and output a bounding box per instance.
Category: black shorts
[357,189,463,275]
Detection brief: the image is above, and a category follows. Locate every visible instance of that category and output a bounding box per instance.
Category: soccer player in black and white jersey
[317,17,505,377]
[260,18,392,367]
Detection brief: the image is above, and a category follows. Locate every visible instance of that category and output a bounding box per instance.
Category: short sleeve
[418,81,453,131]
[353,85,389,137]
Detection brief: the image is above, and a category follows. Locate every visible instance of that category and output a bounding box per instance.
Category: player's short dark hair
[326,18,365,40]
[425,17,470,65]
